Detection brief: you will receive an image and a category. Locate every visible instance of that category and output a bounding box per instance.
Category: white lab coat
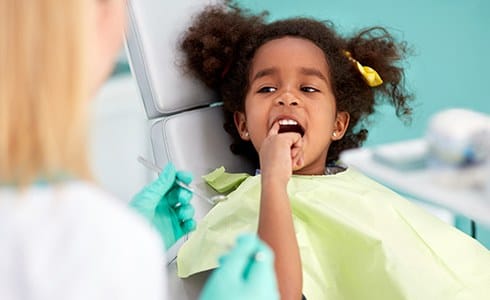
[0,181,166,300]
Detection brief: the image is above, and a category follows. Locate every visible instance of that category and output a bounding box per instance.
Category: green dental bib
[177,168,490,300]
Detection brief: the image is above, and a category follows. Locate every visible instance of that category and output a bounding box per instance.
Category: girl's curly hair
[180,3,413,167]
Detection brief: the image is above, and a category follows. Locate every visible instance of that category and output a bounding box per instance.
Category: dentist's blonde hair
[0,0,93,185]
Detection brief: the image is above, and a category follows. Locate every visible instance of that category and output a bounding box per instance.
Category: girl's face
[234,37,349,175]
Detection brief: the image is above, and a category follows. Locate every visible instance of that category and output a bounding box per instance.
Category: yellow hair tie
[344,51,383,87]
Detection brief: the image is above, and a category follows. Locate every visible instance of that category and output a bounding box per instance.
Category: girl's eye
[257,86,277,93]
[301,86,319,93]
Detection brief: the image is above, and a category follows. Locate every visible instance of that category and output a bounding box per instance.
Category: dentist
[0,1,277,299]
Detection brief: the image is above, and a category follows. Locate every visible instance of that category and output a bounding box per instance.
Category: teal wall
[237,0,490,146]
[236,0,490,246]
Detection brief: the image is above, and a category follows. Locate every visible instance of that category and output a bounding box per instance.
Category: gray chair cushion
[125,0,220,118]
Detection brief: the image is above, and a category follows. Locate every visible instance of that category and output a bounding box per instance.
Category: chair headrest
[125,0,221,119]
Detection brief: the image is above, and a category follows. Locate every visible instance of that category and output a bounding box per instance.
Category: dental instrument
[137,156,227,205]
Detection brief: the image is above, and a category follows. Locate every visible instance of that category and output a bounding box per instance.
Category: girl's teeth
[278,119,298,125]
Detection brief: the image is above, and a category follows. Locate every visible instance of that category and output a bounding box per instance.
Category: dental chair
[125,0,255,298]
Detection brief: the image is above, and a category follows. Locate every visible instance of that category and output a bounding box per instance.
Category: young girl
[176,3,490,300]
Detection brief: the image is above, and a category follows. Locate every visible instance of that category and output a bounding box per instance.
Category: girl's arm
[257,124,303,300]
[259,178,302,300]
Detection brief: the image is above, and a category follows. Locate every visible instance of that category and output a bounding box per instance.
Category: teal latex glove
[130,163,196,249]
[199,234,279,300]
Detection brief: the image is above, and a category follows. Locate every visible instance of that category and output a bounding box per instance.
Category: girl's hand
[258,122,304,186]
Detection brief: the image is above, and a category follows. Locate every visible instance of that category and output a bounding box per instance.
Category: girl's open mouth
[277,119,305,137]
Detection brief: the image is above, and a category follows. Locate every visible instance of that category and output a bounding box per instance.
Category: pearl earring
[332,132,337,137]
[244,132,249,138]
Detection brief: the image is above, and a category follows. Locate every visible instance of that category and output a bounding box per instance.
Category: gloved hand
[199,234,279,300]
[130,163,196,249]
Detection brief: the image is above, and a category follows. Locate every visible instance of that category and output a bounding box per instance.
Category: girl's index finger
[267,121,280,136]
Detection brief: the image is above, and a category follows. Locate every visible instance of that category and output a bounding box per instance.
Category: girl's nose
[277,92,299,106]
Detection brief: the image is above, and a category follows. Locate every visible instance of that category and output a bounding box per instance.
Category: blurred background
[88,0,489,245]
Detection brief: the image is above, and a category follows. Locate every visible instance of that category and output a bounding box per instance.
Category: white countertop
[341,139,490,226]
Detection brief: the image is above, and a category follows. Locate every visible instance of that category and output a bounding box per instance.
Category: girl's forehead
[249,36,330,78]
